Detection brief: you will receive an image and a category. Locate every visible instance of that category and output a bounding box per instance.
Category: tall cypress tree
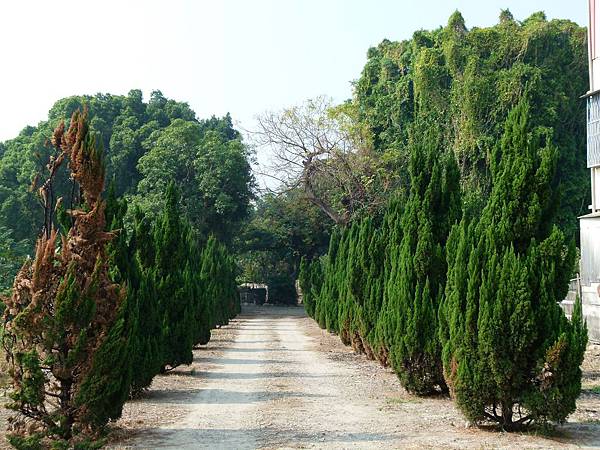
[299,256,323,319]
[338,223,360,345]
[154,183,195,370]
[440,99,587,429]
[315,229,341,330]
[379,125,460,395]
[372,197,404,366]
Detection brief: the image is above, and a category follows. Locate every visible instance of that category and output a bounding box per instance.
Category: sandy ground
[2,305,600,449]
[108,305,600,449]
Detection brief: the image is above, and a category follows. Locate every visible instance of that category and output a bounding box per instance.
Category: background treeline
[353,10,587,233]
[0,89,254,293]
[252,11,589,304]
[297,11,588,430]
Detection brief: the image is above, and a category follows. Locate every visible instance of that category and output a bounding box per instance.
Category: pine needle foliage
[440,99,587,429]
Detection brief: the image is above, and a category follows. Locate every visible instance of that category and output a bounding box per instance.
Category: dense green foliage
[105,183,240,396]
[376,127,461,395]
[0,227,28,294]
[0,7,591,440]
[299,10,588,429]
[0,90,253,254]
[300,130,461,395]
[2,104,244,448]
[440,100,587,429]
[355,10,588,235]
[238,191,330,304]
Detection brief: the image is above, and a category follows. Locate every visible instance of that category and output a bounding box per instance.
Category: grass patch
[584,385,600,394]
[386,396,421,405]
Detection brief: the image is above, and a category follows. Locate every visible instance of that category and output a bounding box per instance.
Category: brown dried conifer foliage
[2,109,123,443]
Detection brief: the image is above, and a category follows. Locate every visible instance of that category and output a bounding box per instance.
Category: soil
[2,305,600,449]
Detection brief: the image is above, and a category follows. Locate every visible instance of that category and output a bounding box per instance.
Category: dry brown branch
[250,96,376,225]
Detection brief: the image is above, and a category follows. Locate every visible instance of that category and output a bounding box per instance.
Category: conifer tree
[299,257,311,314]
[154,183,195,370]
[299,257,324,320]
[124,208,164,393]
[440,99,587,429]
[338,223,359,345]
[315,229,341,330]
[361,224,385,359]
[2,110,127,447]
[377,126,460,395]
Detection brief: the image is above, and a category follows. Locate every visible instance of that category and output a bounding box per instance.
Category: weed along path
[109,305,600,450]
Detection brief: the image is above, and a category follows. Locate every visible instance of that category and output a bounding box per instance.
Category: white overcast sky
[0,0,587,146]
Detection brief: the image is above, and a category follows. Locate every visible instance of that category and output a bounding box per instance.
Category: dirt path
[107,305,600,449]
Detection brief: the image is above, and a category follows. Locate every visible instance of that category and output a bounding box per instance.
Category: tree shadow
[121,427,399,449]
[188,371,333,380]
[205,347,305,353]
[194,357,286,365]
[143,388,330,405]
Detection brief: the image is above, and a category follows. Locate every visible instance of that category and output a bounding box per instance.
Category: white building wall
[591,0,600,91]
[560,0,600,342]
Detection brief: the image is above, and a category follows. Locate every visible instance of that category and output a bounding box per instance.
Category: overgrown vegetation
[0,90,253,259]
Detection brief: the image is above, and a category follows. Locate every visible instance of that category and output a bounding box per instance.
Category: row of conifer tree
[2,111,240,449]
[299,100,588,430]
[101,181,240,399]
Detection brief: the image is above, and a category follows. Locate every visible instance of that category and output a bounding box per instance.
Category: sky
[0,0,588,153]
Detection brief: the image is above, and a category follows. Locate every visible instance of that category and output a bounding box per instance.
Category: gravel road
[108,305,600,449]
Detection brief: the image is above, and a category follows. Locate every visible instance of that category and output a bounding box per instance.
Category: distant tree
[253,97,382,225]
[237,190,330,304]
[134,119,254,242]
[0,226,28,293]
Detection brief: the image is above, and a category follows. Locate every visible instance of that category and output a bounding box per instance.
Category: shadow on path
[143,388,330,405]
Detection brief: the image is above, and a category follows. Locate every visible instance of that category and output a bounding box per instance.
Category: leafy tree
[237,190,330,304]
[0,226,28,294]
[253,97,383,225]
[134,119,254,243]
[0,90,252,292]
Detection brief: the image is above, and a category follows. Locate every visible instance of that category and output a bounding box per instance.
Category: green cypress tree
[299,257,311,314]
[122,209,164,393]
[338,223,359,345]
[371,196,405,365]
[196,235,239,343]
[299,256,324,319]
[441,99,587,429]
[373,124,460,394]
[362,225,385,359]
[315,229,340,330]
[154,183,194,370]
